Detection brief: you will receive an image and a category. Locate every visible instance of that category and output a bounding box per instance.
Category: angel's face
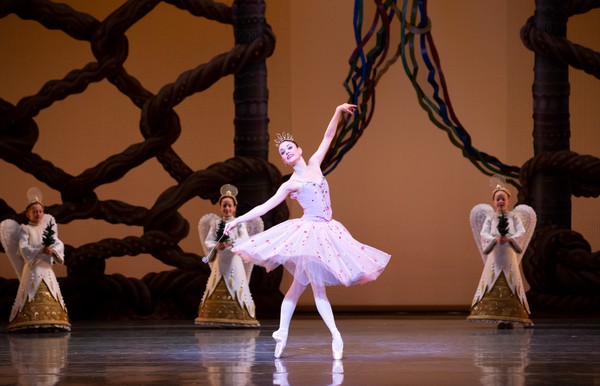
[278,141,302,166]
[219,197,236,219]
[26,203,44,224]
[493,191,510,213]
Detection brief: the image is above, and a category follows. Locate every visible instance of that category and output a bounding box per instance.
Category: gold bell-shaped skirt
[195,277,260,328]
[467,272,533,326]
[8,281,71,332]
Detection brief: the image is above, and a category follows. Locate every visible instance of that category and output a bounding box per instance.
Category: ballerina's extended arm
[309,103,357,167]
[224,182,296,235]
[224,103,356,235]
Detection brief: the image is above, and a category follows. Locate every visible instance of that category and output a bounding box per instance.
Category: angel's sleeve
[204,220,218,251]
[508,214,526,254]
[480,217,497,255]
[18,227,41,263]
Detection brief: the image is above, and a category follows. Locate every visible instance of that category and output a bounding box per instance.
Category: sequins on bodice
[292,176,332,222]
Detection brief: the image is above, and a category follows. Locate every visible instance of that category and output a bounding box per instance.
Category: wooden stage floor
[0,314,598,385]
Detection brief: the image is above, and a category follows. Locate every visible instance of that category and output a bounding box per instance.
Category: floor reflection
[273,359,344,386]
[196,328,259,386]
[8,332,70,386]
[0,318,598,385]
[471,328,532,386]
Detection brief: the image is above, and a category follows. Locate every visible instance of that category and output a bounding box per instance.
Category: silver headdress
[489,174,511,198]
[26,187,44,208]
[274,132,295,147]
[219,184,239,205]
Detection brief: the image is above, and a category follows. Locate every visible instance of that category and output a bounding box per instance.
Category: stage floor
[0,314,598,385]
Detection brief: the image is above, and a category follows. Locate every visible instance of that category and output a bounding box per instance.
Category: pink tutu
[232,176,390,287]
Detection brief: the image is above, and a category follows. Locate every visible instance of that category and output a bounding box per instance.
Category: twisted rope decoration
[0,0,281,319]
[524,226,600,311]
[515,0,600,311]
[518,151,600,205]
[520,0,600,80]
[519,0,600,311]
[518,151,600,311]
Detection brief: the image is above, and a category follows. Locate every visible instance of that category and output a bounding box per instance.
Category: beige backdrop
[0,1,598,310]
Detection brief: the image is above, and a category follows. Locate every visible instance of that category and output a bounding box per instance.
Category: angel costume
[0,214,71,332]
[196,214,262,327]
[232,176,390,287]
[467,204,536,326]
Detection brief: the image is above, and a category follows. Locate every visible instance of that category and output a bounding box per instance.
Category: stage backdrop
[0,0,598,311]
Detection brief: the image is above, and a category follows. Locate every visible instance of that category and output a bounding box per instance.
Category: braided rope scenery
[0,0,281,319]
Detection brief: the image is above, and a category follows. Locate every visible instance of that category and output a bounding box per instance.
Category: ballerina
[225,103,391,359]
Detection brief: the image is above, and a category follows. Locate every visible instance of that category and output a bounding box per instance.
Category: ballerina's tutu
[232,176,390,287]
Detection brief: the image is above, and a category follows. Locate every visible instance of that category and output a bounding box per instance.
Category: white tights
[276,272,340,339]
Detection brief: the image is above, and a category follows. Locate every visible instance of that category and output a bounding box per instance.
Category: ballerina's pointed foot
[272,330,288,359]
[332,334,344,360]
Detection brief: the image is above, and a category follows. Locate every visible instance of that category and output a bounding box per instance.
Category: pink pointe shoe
[332,334,344,360]
[272,330,288,359]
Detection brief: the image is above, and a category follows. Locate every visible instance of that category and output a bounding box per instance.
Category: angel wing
[470,204,494,264]
[0,219,24,278]
[198,213,219,256]
[245,217,264,237]
[511,204,537,261]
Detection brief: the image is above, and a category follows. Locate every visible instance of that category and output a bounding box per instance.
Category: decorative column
[232,0,279,227]
[531,0,571,229]
[232,0,270,159]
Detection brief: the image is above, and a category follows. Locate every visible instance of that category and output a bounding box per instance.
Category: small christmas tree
[42,220,56,247]
[215,220,230,243]
[497,212,509,236]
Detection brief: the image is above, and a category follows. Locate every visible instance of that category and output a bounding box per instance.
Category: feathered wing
[470,204,494,264]
[245,217,264,237]
[511,204,537,262]
[0,219,24,278]
[198,213,219,256]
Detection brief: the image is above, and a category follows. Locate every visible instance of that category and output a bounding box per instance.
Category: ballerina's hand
[338,103,357,114]
[224,221,237,235]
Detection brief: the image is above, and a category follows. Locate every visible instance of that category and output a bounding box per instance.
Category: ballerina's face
[26,203,44,224]
[493,191,510,213]
[278,141,302,166]
[219,197,236,218]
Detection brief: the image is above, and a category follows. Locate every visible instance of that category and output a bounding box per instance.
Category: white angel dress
[467,204,536,326]
[195,214,263,327]
[0,214,71,332]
